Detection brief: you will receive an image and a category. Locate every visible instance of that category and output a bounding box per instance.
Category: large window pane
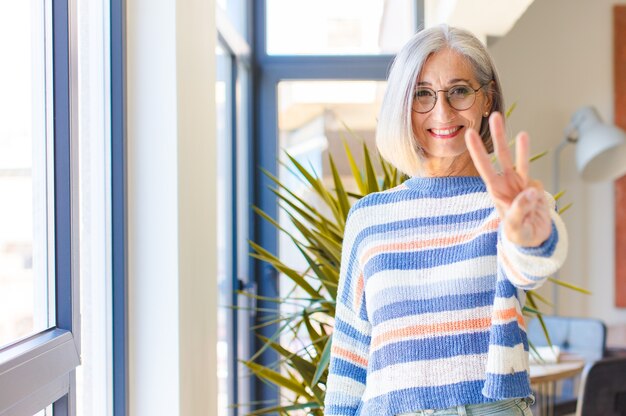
[266,0,415,55]
[0,0,54,349]
[276,80,385,408]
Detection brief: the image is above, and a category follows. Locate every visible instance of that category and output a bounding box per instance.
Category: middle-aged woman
[324,25,568,416]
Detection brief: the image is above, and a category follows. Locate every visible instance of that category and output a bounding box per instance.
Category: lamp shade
[571,107,626,181]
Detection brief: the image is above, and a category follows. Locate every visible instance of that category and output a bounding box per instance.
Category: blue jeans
[397,397,534,415]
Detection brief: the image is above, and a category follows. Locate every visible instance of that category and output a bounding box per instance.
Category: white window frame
[0,0,82,414]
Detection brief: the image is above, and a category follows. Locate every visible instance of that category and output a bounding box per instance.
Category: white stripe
[335,302,371,336]
[499,209,568,282]
[325,374,366,401]
[485,343,529,374]
[366,256,497,299]
[362,354,488,400]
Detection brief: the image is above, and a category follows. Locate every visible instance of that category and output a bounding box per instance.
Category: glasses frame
[412,84,486,114]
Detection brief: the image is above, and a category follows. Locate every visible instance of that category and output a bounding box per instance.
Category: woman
[324,25,568,416]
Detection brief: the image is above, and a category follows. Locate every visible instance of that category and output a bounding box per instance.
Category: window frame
[110,0,127,414]
[216,3,253,416]
[0,0,81,414]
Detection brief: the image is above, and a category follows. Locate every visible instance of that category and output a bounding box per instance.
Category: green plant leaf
[249,241,321,299]
[505,102,517,118]
[547,277,591,294]
[328,153,351,223]
[526,292,552,347]
[362,142,380,193]
[312,335,332,385]
[342,137,367,194]
[558,202,573,215]
[242,361,312,399]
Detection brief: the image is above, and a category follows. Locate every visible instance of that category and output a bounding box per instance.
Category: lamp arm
[552,133,577,196]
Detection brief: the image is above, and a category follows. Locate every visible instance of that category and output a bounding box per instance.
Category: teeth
[431,127,460,135]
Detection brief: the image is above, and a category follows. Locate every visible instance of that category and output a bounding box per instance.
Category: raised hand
[465,112,552,247]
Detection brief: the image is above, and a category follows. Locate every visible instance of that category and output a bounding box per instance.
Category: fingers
[505,186,551,246]
[489,112,514,172]
[515,131,530,186]
[465,127,498,185]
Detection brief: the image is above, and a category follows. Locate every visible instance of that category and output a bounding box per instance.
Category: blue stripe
[495,279,519,298]
[483,371,533,399]
[372,291,495,323]
[369,332,490,370]
[357,208,494,237]
[324,405,359,416]
[351,179,487,213]
[334,318,371,344]
[363,233,497,277]
[370,274,497,306]
[359,380,494,414]
[490,321,529,349]
[329,357,367,381]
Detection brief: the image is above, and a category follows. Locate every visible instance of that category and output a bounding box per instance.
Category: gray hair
[376,24,505,176]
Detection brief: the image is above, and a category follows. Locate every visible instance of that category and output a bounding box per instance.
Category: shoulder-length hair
[376,24,505,177]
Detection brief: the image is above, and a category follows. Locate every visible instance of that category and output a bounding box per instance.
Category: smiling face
[412,48,492,175]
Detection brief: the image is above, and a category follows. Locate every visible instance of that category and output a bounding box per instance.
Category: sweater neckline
[403,176,487,195]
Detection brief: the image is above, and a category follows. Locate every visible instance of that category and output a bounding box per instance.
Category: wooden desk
[530,360,585,384]
[529,357,585,416]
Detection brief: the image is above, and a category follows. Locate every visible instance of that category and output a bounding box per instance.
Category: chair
[576,356,626,415]
[526,316,607,415]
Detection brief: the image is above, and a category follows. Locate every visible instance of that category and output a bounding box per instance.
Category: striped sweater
[324,176,568,416]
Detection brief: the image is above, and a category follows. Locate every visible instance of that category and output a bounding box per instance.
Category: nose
[431,91,455,122]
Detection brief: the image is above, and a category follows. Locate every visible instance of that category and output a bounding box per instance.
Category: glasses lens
[447,85,476,111]
[413,87,436,113]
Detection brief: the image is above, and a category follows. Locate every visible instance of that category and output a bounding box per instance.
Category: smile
[428,126,463,138]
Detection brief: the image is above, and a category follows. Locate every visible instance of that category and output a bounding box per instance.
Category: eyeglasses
[412,84,486,114]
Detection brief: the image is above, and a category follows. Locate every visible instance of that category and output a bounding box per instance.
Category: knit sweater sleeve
[324,205,372,416]
[497,191,568,290]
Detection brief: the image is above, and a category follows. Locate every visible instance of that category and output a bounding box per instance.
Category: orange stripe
[332,346,368,368]
[499,248,535,286]
[361,218,499,264]
[354,273,364,311]
[372,317,491,349]
[493,306,526,329]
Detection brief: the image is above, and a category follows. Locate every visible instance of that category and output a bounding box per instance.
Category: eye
[448,85,472,97]
[415,88,435,99]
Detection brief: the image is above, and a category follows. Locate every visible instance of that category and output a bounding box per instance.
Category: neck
[422,152,479,177]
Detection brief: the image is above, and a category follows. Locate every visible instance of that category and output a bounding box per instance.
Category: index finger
[515,131,530,186]
[465,127,498,185]
[490,112,515,172]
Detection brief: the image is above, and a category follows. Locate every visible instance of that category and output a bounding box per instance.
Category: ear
[484,80,495,113]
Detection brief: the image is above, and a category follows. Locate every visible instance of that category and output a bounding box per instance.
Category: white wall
[126,0,217,414]
[490,0,626,324]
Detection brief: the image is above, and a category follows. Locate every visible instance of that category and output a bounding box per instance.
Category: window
[249,0,422,411]
[0,0,55,351]
[0,0,112,414]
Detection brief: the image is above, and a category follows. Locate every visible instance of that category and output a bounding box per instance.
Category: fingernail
[526,188,538,201]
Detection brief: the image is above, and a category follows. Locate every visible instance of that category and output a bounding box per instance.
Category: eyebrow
[417,78,472,86]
